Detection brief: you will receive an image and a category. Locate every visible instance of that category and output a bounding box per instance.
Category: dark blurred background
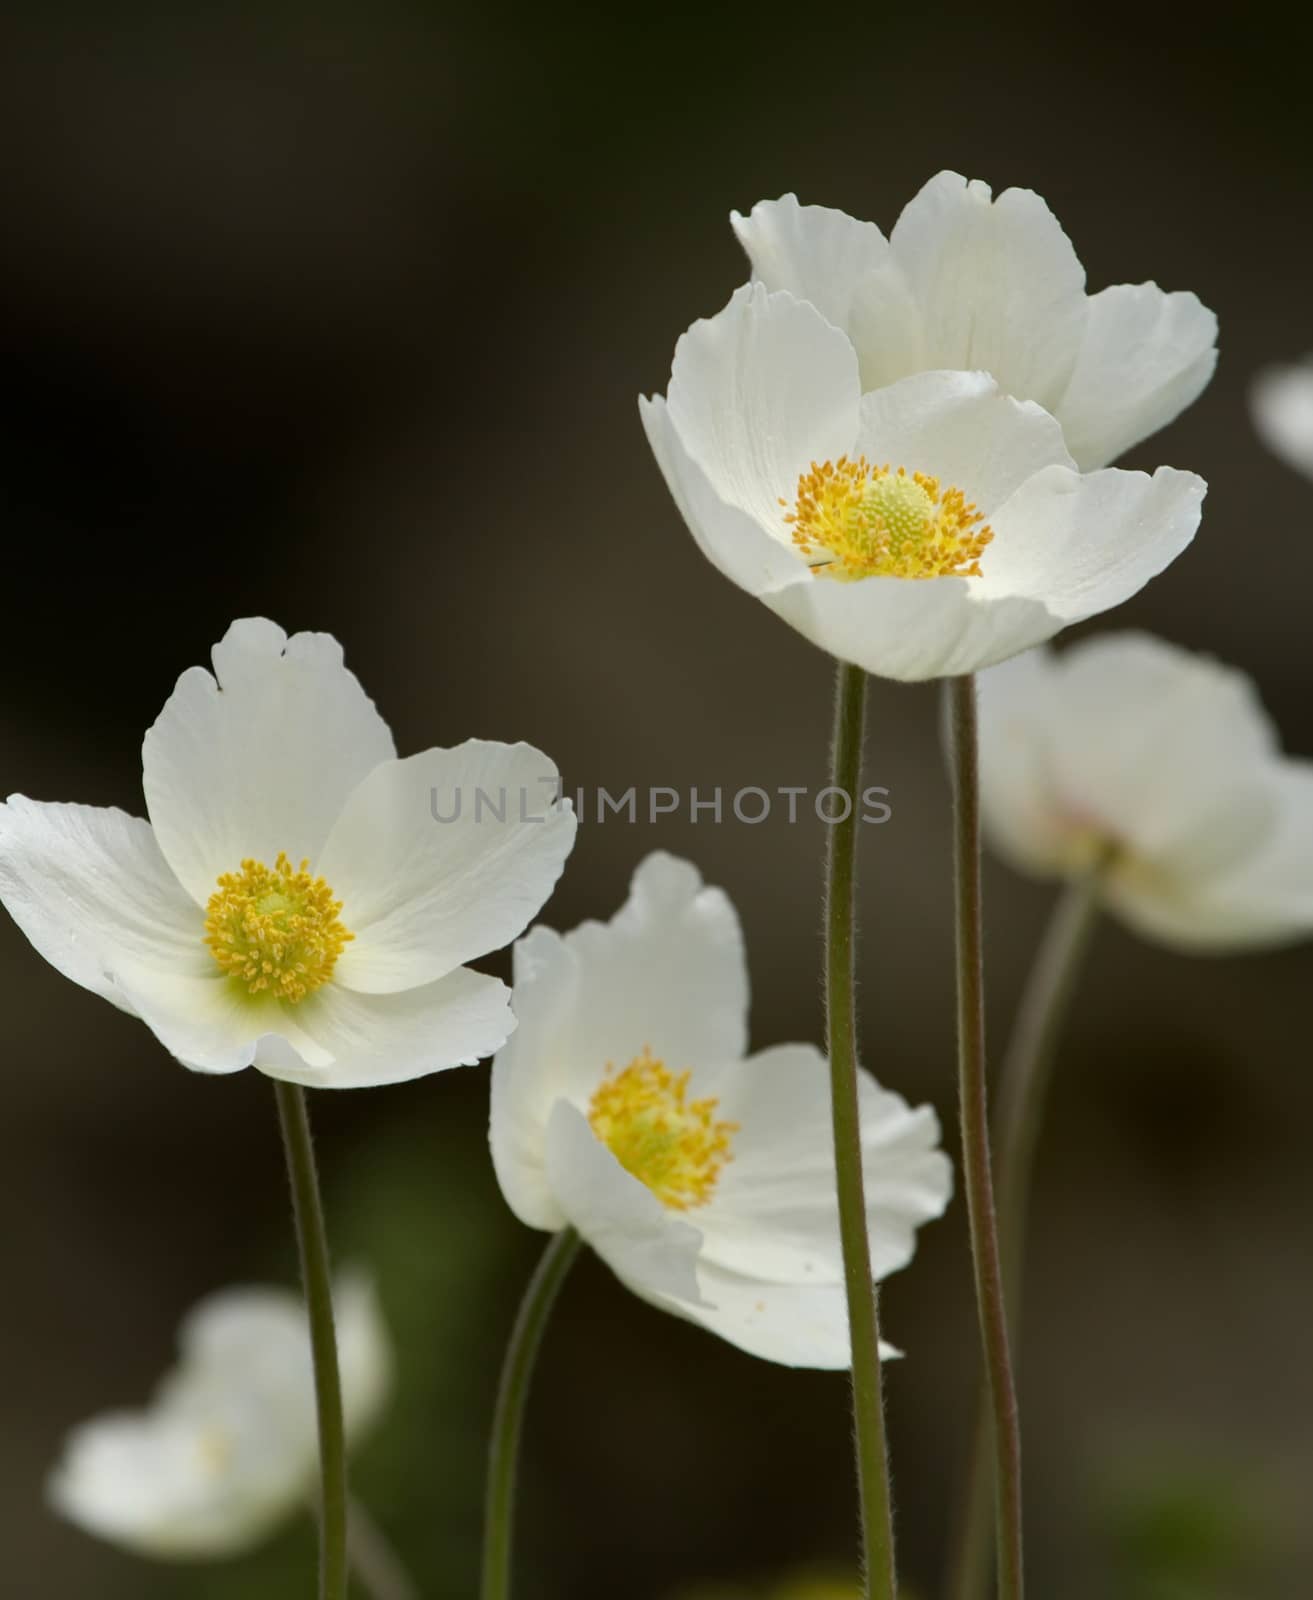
[2,5,1312,1597]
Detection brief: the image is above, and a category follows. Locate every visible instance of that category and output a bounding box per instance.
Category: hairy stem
[945,674,1024,1600]
[826,660,898,1600]
[948,869,1103,1600]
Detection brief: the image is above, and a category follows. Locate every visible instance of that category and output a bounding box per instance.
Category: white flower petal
[544,1099,705,1304]
[978,632,1313,952]
[695,1045,952,1285]
[977,648,1077,877]
[169,1288,315,1460]
[1056,284,1219,469]
[142,619,396,905]
[854,1076,954,1278]
[506,850,747,1105]
[1250,358,1313,479]
[53,1300,311,1560]
[180,1276,391,1443]
[888,172,1088,410]
[640,393,805,597]
[48,1407,302,1559]
[111,964,265,1074]
[176,1286,305,1376]
[730,195,892,346]
[50,1273,390,1559]
[490,853,749,1226]
[490,925,578,1231]
[690,1044,844,1281]
[0,798,206,1014]
[333,1274,393,1439]
[845,261,932,391]
[854,370,1074,513]
[764,569,1059,682]
[318,741,575,993]
[663,1267,900,1370]
[665,283,861,536]
[1110,764,1313,950]
[253,965,514,1089]
[979,464,1205,622]
[1039,634,1279,871]
[729,193,928,388]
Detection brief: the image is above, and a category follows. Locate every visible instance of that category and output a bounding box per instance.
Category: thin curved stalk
[481,1228,583,1600]
[826,660,898,1600]
[274,1080,348,1600]
[995,868,1105,1320]
[945,674,1024,1600]
[947,869,1104,1600]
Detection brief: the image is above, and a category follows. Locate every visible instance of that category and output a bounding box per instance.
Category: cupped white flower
[730,174,1218,471]
[977,633,1313,950]
[0,618,576,1087]
[641,284,1206,681]
[490,852,953,1367]
[48,1275,390,1559]
[1250,356,1313,480]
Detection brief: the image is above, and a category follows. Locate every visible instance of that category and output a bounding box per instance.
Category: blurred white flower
[641,183,1208,680]
[730,175,1218,472]
[1250,357,1313,479]
[0,618,575,1087]
[490,852,952,1367]
[48,1276,390,1559]
[978,633,1313,949]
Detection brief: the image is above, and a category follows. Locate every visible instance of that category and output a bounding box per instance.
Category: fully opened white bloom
[490,852,952,1367]
[49,1276,390,1559]
[641,283,1206,682]
[730,175,1218,472]
[978,633,1313,950]
[0,618,576,1086]
[1251,357,1313,480]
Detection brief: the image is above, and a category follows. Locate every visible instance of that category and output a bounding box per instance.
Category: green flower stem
[348,1497,421,1600]
[945,674,1024,1600]
[481,1228,583,1600]
[826,660,898,1600]
[274,1079,349,1600]
[948,867,1105,1600]
[995,867,1105,1322]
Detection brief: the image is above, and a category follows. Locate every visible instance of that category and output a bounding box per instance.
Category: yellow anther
[587,1047,738,1211]
[204,852,352,1004]
[783,457,993,580]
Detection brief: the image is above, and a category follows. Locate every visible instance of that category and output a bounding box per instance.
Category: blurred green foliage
[1097,1447,1289,1600]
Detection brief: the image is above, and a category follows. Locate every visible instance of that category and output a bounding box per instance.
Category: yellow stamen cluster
[784,457,993,581]
[204,851,352,1003]
[587,1046,738,1211]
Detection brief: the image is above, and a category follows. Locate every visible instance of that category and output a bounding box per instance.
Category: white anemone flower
[729,174,1218,472]
[977,633,1313,950]
[490,852,952,1367]
[1250,356,1313,479]
[640,283,1207,682]
[48,1275,390,1559]
[0,618,576,1087]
